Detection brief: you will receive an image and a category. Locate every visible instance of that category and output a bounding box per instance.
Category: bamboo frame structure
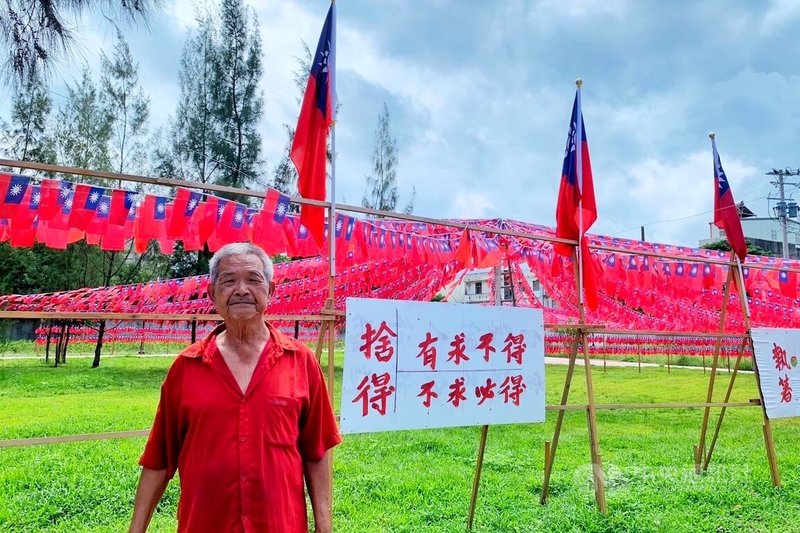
[0,157,792,516]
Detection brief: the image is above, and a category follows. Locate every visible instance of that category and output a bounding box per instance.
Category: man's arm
[304,451,333,533]
[128,467,169,533]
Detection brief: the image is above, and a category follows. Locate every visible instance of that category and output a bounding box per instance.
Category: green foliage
[0,72,57,164]
[55,66,113,176]
[362,103,400,212]
[0,242,105,294]
[211,0,265,202]
[101,29,150,176]
[0,0,159,85]
[702,239,772,257]
[2,356,800,532]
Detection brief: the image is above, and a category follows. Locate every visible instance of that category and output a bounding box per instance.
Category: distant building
[446,266,554,307]
[698,201,800,258]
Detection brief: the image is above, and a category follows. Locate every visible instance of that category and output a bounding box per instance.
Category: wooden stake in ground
[695,254,734,473]
[540,247,607,514]
[698,256,781,485]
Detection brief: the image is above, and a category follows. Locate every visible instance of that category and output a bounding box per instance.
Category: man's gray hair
[209,243,274,284]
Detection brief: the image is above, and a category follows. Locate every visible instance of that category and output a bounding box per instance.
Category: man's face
[208,254,273,322]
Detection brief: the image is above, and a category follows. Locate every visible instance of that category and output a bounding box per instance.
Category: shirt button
[240,436,246,442]
[241,476,247,482]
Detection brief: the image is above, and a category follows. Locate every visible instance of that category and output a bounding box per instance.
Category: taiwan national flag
[554,85,598,309]
[254,188,291,253]
[711,134,747,262]
[109,189,137,226]
[39,179,73,221]
[0,173,31,218]
[69,184,106,231]
[291,3,335,247]
[167,188,202,239]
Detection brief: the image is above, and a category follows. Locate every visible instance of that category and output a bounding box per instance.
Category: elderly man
[129,242,341,533]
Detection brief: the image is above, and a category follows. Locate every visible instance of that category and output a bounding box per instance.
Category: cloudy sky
[6,0,800,248]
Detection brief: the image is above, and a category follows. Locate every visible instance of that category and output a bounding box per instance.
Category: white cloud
[448,191,495,219]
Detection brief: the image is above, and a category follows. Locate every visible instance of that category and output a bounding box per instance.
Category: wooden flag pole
[700,256,780,485]
[695,253,735,473]
[541,247,607,514]
[703,336,749,470]
[581,315,607,513]
[540,331,581,504]
[467,425,489,530]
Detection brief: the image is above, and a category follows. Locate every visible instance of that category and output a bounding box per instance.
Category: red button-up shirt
[139,322,341,532]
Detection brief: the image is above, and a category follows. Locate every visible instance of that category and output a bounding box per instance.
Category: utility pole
[766,168,800,259]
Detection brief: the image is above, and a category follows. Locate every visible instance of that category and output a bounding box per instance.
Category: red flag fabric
[711,135,747,262]
[454,229,473,269]
[38,179,72,222]
[137,195,169,240]
[291,4,335,246]
[109,189,136,226]
[167,188,202,239]
[199,196,225,245]
[554,86,598,309]
[254,189,291,253]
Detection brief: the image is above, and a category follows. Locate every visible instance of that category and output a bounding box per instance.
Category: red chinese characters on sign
[476,332,496,362]
[772,343,791,371]
[502,333,527,365]
[447,332,470,365]
[474,378,497,406]
[499,375,527,406]
[448,377,467,407]
[352,372,396,416]
[779,375,793,404]
[418,380,438,408]
[359,320,398,363]
[417,332,439,370]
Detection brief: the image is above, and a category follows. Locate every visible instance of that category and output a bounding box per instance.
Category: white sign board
[751,328,800,419]
[340,298,545,434]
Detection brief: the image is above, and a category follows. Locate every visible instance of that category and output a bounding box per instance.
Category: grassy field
[1,352,800,532]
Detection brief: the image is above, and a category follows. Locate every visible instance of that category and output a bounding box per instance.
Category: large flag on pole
[710,133,747,262]
[554,82,598,309]
[291,3,336,247]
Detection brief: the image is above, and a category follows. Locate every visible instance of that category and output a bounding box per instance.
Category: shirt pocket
[261,395,301,447]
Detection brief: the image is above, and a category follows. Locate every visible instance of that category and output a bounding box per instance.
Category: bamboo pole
[695,254,735,473]
[540,332,581,504]
[467,425,489,530]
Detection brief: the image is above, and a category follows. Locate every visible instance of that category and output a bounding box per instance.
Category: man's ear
[269,281,276,296]
[207,282,215,302]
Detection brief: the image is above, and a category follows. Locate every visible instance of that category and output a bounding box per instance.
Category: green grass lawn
[2,353,800,532]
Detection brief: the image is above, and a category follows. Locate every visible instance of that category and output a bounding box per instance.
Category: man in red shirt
[129,242,341,532]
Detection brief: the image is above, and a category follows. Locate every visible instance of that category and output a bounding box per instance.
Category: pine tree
[0,72,56,164]
[363,103,400,212]
[211,0,264,200]
[100,29,150,176]
[172,10,219,185]
[55,66,113,174]
[1,0,159,85]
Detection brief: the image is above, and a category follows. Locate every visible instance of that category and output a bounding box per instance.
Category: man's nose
[233,279,248,294]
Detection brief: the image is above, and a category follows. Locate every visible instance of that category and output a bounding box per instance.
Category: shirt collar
[179,321,296,362]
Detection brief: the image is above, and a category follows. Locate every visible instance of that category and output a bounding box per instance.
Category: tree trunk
[45,321,52,364]
[54,321,65,368]
[61,321,71,364]
[92,320,106,368]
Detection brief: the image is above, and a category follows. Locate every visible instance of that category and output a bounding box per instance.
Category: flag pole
[328,0,338,294]
[575,78,584,306]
